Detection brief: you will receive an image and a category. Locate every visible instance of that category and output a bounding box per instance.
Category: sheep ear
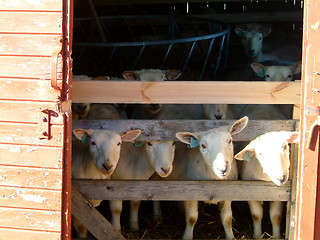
[176,132,198,145]
[229,116,249,136]
[166,70,182,80]
[292,61,302,75]
[121,129,141,142]
[122,71,139,81]
[73,129,93,141]
[234,147,256,161]
[259,25,272,38]
[285,132,300,143]
[251,63,265,77]
[234,27,245,37]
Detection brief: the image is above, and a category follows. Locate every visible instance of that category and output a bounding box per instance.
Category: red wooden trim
[295,0,320,239]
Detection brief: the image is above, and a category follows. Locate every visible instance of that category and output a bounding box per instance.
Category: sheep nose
[161,167,170,174]
[103,164,113,172]
[248,49,255,56]
[277,175,286,184]
[214,114,223,120]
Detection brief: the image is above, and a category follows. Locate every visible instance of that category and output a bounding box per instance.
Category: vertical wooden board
[0,123,64,147]
[0,56,62,79]
[0,144,62,169]
[0,79,59,102]
[0,187,62,211]
[0,0,62,11]
[0,12,62,33]
[0,34,63,56]
[0,228,60,240]
[0,101,63,124]
[0,166,62,189]
[0,207,61,232]
[296,0,320,239]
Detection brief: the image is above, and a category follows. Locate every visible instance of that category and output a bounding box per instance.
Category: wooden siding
[0,1,65,239]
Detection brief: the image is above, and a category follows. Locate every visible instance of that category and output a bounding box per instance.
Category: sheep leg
[153,200,163,223]
[248,200,263,239]
[72,215,88,238]
[182,200,198,240]
[129,200,141,231]
[109,200,123,231]
[219,201,235,240]
[270,201,283,238]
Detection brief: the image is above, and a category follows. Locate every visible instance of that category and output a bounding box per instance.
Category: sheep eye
[147,142,153,146]
[288,75,292,78]
[266,74,270,78]
[91,141,96,146]
[201,144,207,149]
[284,145,287,150]
[172,142,175,146]
[259,37,262,40]
[228,139,232,144]
[117,142,121,146]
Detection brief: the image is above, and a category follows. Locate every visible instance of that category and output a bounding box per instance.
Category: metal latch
[307,106,320,151]
[38,109,59,140]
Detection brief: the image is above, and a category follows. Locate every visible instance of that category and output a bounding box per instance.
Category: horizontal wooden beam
[72,119,298,141]
[72,81,301,104]
[72,180,291,201]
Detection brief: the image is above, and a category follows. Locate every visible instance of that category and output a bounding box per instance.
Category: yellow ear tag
[188,136,199,148]
[243,151,251,162]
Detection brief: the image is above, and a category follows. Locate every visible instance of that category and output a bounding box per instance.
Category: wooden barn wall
[0,0,68,239]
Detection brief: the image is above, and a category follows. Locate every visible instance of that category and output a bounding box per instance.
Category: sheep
[109,140,176,232]
[251,61,302,82]
[166,116,249,239]
[71,128,141,238]
[234,131,299,239]
[234,24,301,64]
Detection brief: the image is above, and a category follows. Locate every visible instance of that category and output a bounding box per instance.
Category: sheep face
[203,104,228,120]
[72,103,91,119]
[144,141,176,177]
[73,129,141,176]
[122,69,181,81]
[251,62,302,82]
[235,131,299,186]
[176,116,248,179]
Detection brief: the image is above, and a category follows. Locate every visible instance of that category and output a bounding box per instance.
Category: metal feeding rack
[73,15,231,80]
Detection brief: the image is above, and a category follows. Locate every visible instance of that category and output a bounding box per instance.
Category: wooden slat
[72,180,291,201]
[72,81,301,104]
[0,101,63,124]
[0,228,60,240]
[0,186,61,211]
[72,119,298,142]
[0,207,61,232]
[0,79,59,101]
[0,12,62,34]
[0,0,62,11]
[0,123,64,147]
[0,34,62,56]
[0,144,62,169]
[71,186,126,240]
[0,166,62,190]
[0,56,62,79]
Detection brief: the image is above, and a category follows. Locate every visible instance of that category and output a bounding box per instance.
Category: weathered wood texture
[72,180,291,202]
[295,0,320,239]
[71,186,126,240]
[0,228,60,240]
[72,119,298,141]
[0,207,61,232]
[0,79,59,102]
[0,0,62,11]
[72,81,301,104]
[0,144,62,168]
[0,1,66,239]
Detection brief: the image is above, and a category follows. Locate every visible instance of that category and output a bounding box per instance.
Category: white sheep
[235,24,301,63]
[251,61,302,82]
[122,69,182,81]
[109,140,176,232]
[166,116,249,239]
[71,128,141,238]
[234,131,299,239]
